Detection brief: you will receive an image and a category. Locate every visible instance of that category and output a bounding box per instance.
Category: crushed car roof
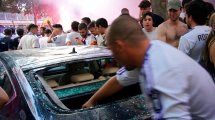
[1,45,112,70]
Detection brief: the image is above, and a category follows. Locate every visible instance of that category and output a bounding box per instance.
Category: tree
[0,0,59,25]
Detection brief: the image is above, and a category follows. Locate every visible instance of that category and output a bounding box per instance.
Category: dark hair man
[66,21,82,45]
[83,14,215,119]
[13,28,24,49]
[95,18,108,46]
[138,0,164,27]
[18,24,39,49]
[178,0,211,62]
[81,17,91,26]
[47,24,66,46]
[0,28,13,52]
[77,23,96,45]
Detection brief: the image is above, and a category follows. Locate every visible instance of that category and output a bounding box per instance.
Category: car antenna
[69,47,77,54]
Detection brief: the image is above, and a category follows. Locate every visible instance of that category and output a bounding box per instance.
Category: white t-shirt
[65,32,82,45]
[142,28,157,40]
[39,37,56,48]
[18,34,39,49]
[178,26,211,62]
[116,40,215,119]
[96,34,106,46]
[51,33,67,46]
[85,34,96,45]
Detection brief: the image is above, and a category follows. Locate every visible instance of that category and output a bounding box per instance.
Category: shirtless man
[156,0,188,48]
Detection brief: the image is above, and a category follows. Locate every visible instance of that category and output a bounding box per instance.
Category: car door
[0,60,20,119]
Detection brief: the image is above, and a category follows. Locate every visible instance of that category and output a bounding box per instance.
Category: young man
[138,0,164,27]
[13,28,24,49]
[0,28,13,52]
[66,21,82,46]
[95,18,108,46]
[39,29,55,48]
[47,24,67,46]
[77,23,96,45]
[18,24,39,49]
[178,0,211,63]
[156,0,188,48]
[82,14,215,119]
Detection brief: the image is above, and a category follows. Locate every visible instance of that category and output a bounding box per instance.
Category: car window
[0,61,14,98]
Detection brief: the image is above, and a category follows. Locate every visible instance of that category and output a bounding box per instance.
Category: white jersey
[142,28,157,40]
[96,34,106,46]
[178,26,211,62]
[65,32,82,45]
[116,40,215,119]
[85,34,96,45]
[51,33,67,46]
[18,34,39,49]
[39,37,56,48]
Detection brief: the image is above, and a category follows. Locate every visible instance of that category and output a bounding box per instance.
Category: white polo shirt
[18,33,39,49]
[65,32,82,45]
[178,26,211,62]
[51,33,67,46]
[116,40,215,119]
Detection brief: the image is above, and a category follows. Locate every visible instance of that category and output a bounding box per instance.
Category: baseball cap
[167,0,182,11]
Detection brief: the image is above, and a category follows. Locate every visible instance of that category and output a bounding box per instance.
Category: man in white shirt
[39,29,56,48]
[178,0,211,62]
[77,23,96,45]
[18,24,39,49]
[66,21,82,45]
[95,18,108,46]
[47,24,66,46]
[82,14,215,120]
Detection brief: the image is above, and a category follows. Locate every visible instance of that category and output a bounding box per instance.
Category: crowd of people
[0,0,215,119]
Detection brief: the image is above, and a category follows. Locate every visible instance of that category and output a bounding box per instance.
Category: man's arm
[156,23,167,42]
[0,87,9,109]
[178,36,191,54]
[82,76,124,108]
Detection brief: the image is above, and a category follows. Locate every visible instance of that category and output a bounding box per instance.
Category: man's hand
[82,99,96,108]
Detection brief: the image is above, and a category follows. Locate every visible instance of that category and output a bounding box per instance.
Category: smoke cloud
[41,0,140,31]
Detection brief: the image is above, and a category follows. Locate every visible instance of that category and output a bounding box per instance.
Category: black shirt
[0,36,14,52]
[152,13,164,27]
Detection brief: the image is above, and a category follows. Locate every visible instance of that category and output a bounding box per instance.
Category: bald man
[82,14,215,119]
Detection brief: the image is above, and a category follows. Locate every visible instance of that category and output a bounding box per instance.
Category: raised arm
[82,76,123,108]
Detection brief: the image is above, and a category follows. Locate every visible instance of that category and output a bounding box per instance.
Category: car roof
[2,45,112,71]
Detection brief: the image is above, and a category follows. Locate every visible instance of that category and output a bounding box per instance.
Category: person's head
[3,28,12,36]
[71,21,79,32]
[96,18,108,35]
[121,8,130,15]
[107,15,148,70]
[39,27,46,36]
[185,0,208,26]
[16,28,24,37]
[78,23,88,38]
[182,0,192,10]
[88,21,98,36]
[167,0,182,21]
[44,29,52,37]
[27,24,38,34]
[138,0,151,15]
[142,12,154,32]
[52,24,63,35]
[81,17,91,25]
[10,27,15,35]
